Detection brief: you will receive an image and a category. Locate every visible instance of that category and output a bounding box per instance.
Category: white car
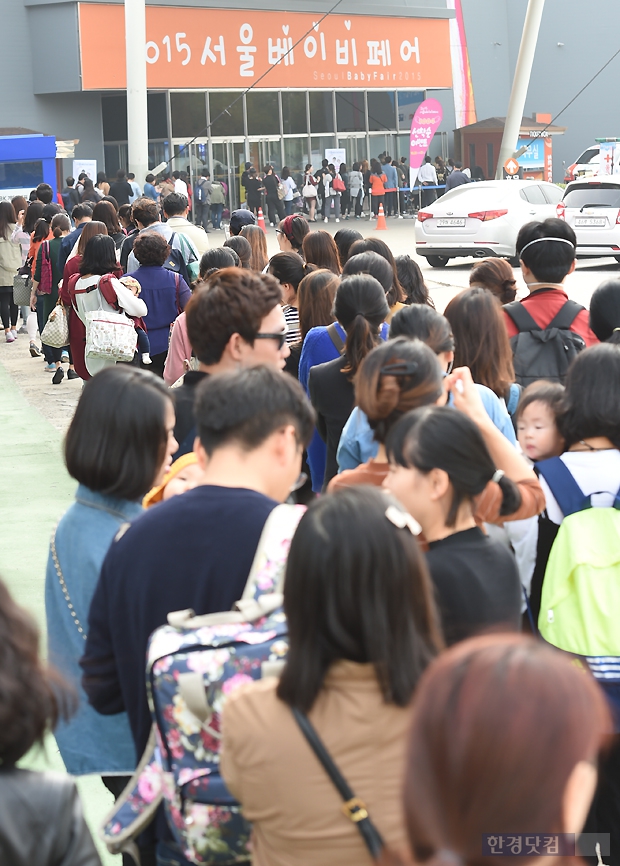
[415,180,563,267]
[560,177,620,263]
[564,144,599,183]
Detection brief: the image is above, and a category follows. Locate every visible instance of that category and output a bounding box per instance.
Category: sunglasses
[254,330,288,350]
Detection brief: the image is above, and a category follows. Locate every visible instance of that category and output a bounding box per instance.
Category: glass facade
[102,89,430,207]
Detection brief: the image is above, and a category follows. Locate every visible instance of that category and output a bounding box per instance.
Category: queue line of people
[1,205,620,866]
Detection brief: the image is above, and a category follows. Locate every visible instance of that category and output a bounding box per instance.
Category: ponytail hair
[589,279,620,345]
[386,406,521,525]
[32,218,51,244]
[334,275,389,379]
[268,251,315,294]
[355,339,444,443]
[51,213,71,238]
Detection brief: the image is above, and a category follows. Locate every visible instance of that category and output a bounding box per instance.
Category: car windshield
[563,184,620,208]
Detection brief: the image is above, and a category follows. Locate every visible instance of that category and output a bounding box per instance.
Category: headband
[281,214,304,239]
[519,236,575,256]
[380,361,419,377]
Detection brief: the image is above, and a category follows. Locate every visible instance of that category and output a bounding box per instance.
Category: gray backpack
[504,300,586,387]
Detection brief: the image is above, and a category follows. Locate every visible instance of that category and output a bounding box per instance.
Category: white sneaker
[5,332,15,343]
[10,328,17,340]
[142,353,152,365]
[270,222,275,227]
[324,217,328,223]
[335,218,340,223]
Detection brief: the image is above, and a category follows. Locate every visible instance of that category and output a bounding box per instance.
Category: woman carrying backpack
[208,180,226,230]
[221,485,443,866]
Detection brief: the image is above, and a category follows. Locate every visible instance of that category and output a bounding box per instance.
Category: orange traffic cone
[257,207,267,234]
[375,203,387,230]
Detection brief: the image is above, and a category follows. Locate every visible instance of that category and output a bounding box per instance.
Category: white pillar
[125,0,149,185]
[495,0,546,178]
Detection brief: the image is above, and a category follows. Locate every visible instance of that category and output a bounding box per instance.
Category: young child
[516,380,565,463]
[142,452,206,508]
[507,380,565,622]
[119,275,152,366]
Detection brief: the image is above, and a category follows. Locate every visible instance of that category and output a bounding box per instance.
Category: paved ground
[0,219,617,864]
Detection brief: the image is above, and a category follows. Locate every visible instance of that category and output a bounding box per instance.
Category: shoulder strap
[239,503,306,604]
[292,708,384,861]
[536,457,588,518]
[174,271,181,313]
[327,322,345,355]
[547,299,585,330]
[503,301,540,333]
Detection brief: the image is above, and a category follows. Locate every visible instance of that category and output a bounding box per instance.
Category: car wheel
[426,255,449,268]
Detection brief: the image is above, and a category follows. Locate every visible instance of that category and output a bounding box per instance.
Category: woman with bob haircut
[127,231,191,377]
[224,235,252,269]
[348,237,405,320]
[221,485,443,866]
[91,200,125,249]
[309,274,389,488]
[45,367,177,817]
[268,251,315,346]
[385,403,522,645]
[395,255,434,307]
[444,286,520,417]
[395,634,610,866]
[0,578,101,865]
[62,234,147,380]
[240,223,269,272]
[277,214,310,256]
[302,229,341,275]
[333,227,362,269]
[61,220,110,290]
[469,256,517,304]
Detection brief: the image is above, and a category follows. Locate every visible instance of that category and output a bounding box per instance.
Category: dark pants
[194,202,210,230]
[371,194,384,216]
[34,295,63,364]
[146,350,167,378]
[341,190,351,215]
[385,191,396,216]
[421,184,438,207]
[583,733,620,866]
[210,203,223,229]
[266,195,285,225]
[0,287,17,329]
[352,190,363,216]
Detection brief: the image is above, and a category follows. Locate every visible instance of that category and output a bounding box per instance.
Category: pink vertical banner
[409,98,443,191]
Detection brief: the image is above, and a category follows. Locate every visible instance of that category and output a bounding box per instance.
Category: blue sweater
[45,485,140,775]
[126,265,191,355]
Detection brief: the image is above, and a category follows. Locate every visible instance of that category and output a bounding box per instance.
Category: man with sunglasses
[171,267,290,451]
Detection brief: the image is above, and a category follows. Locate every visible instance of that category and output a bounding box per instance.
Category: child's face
[162,463,206,501]
[517,400,563,462]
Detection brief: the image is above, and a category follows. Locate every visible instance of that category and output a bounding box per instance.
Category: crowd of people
[1,178,620,866]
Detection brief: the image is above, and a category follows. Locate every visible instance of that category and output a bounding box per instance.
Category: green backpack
[537,457,620,684]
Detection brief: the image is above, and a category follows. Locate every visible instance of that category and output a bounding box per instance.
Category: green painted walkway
[0,361,120,865]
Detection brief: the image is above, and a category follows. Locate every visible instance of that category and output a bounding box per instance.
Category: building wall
[1,0,105,169]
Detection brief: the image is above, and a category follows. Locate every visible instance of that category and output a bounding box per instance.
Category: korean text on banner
[77,5,452,91]
[409,98,443,190]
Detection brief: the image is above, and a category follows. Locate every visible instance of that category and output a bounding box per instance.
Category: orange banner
[78,4,452,91]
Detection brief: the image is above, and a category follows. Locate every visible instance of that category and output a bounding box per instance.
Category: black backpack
[163,232,191,285]
[504,299,586,386]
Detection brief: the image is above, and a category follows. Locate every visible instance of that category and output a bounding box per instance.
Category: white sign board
[72,159,97,181]
[324,148,346,172]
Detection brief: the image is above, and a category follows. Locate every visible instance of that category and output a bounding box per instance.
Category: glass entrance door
[337,136,367,169]
[212,140,246,213]
[248,140,282,175]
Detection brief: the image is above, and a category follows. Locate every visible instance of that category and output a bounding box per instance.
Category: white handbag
[41,303,70,348]
[85,289,137,363]
[302,180,317,198]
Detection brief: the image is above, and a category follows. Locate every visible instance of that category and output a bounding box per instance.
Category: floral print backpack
[100,503,306,864]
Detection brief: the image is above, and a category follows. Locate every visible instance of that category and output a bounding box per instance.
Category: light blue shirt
[337,384,516,472]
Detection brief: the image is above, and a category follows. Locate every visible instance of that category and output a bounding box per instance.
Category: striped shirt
[283,304,301,345]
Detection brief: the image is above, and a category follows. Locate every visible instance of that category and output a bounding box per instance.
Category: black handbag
[292,707,385,860]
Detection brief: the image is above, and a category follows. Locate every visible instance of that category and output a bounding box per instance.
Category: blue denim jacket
[45,485,141,775]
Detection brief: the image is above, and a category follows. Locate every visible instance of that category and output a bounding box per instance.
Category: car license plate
[575,217,606,227]
[436,218,466,227]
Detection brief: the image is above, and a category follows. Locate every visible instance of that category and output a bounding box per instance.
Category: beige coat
[221,661,412,866]
[165,216,210,256]
[0,227,23,286]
